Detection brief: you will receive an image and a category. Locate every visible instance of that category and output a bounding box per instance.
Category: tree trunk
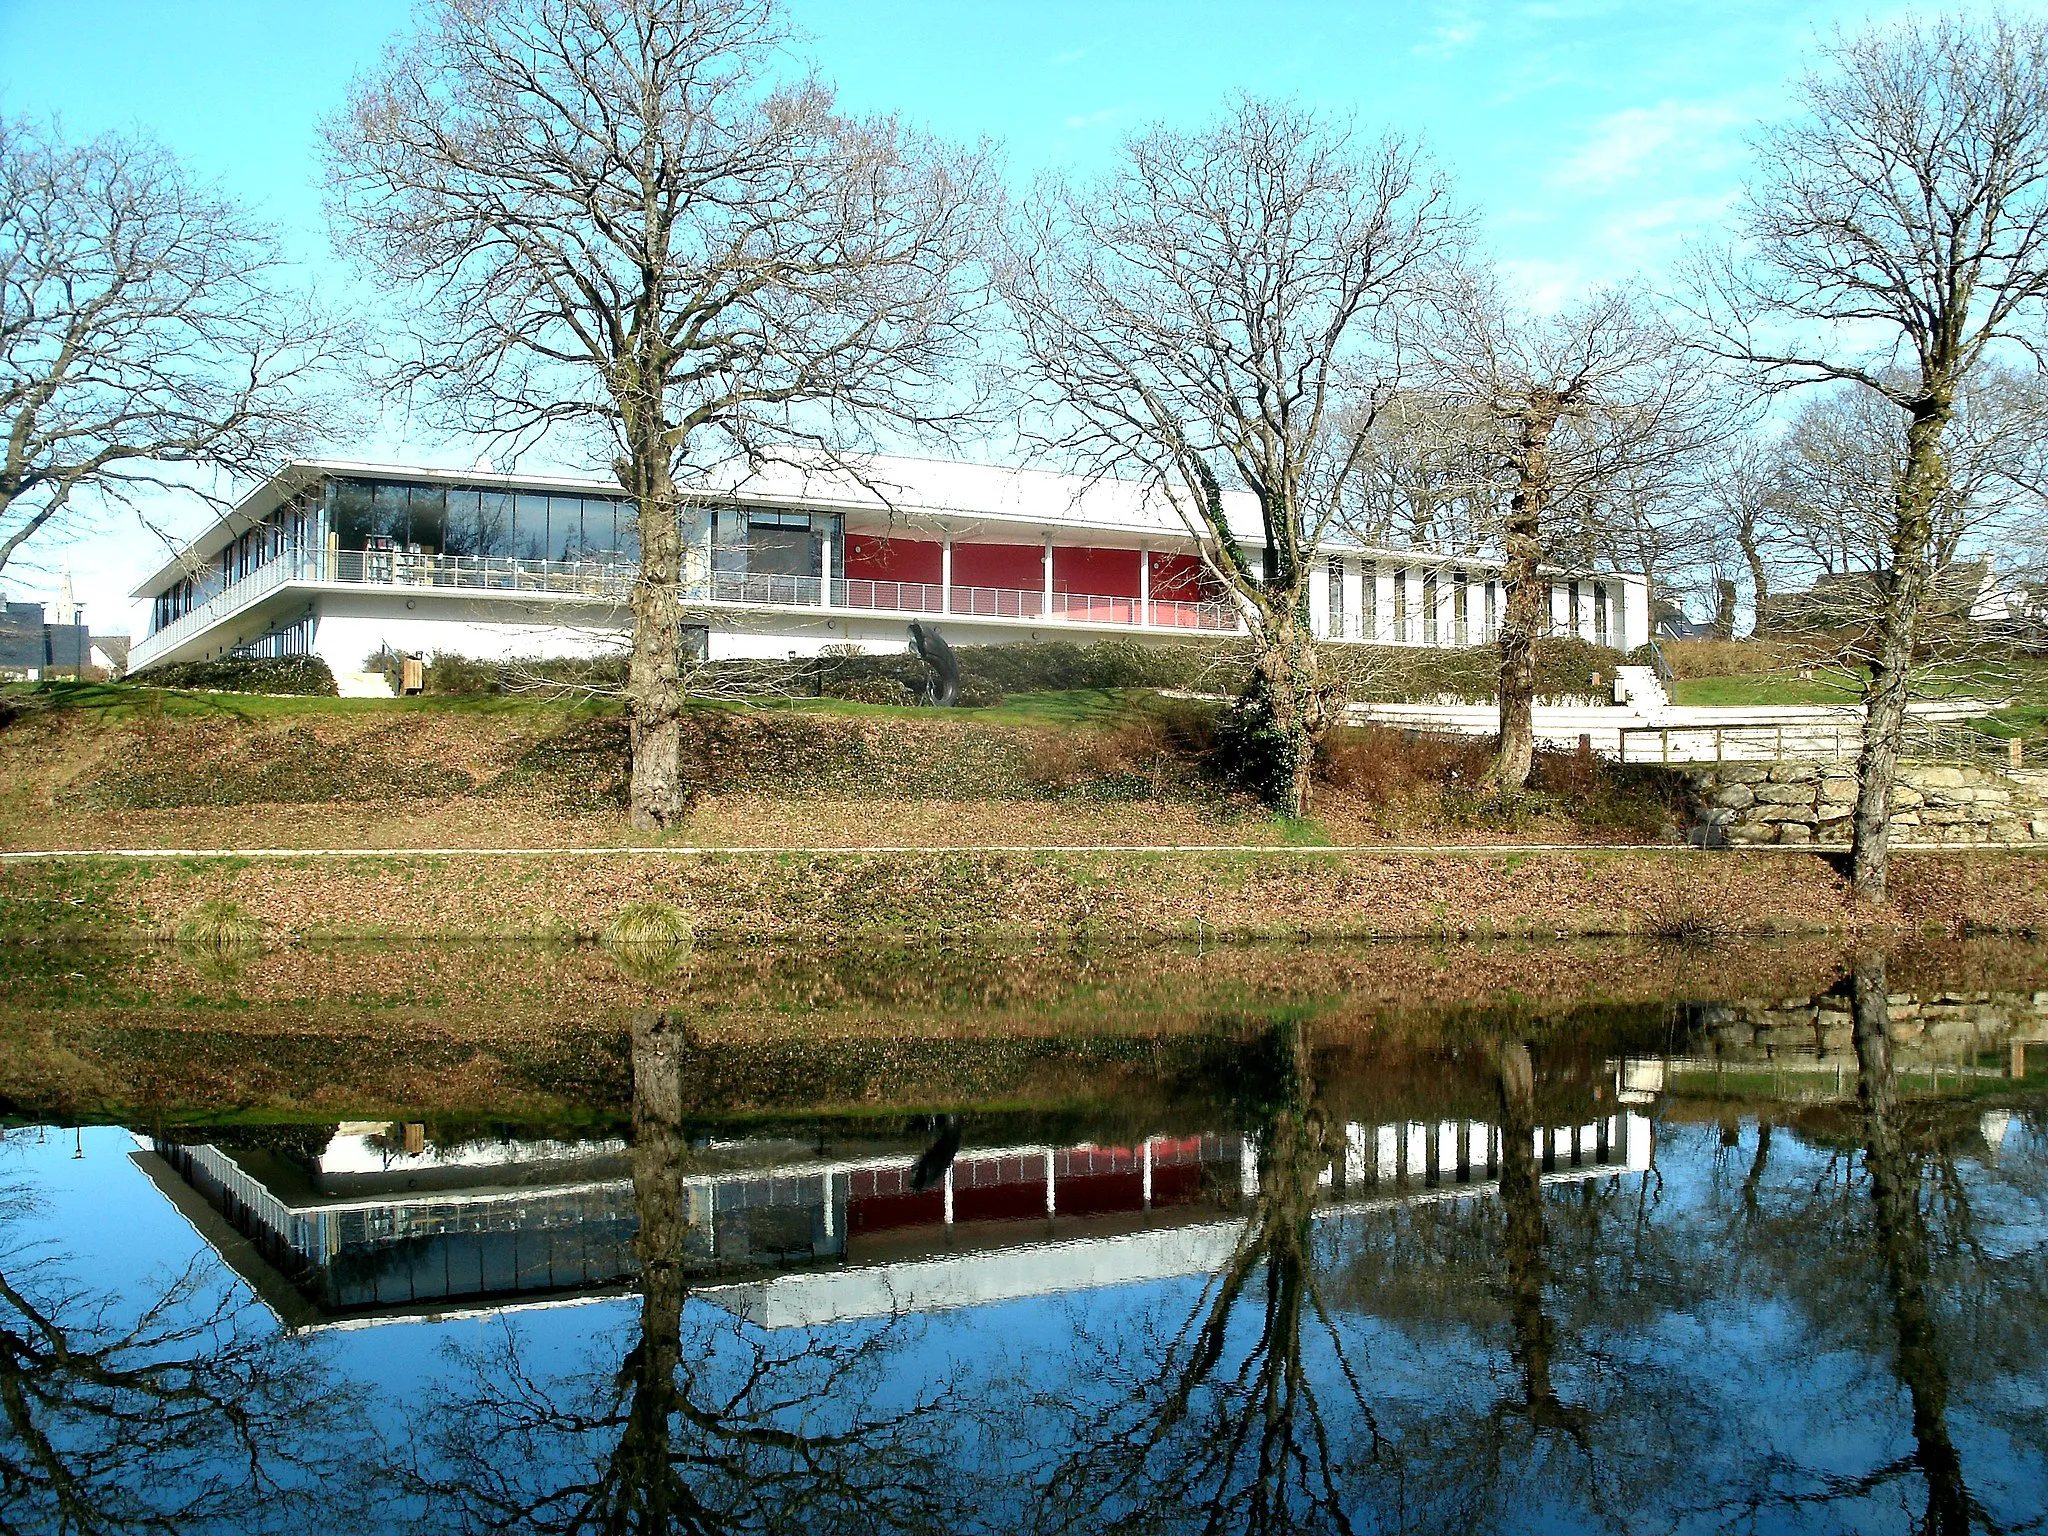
[1495,1039,1578,1432]
[614,1008,692,1522]
[1492,415,1554,790]
[1850,403,1946,900]
[1738,522,1771,636]
[627,456,687,832]
[1711,577,1738,640]
[1255,607,1334,819]
[1849,952,1971,1534]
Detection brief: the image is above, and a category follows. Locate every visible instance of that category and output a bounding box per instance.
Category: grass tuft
[169,898,265,955]
[601,900,696,948]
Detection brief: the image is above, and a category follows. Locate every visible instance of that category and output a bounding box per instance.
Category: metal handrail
[1619,719,2022,769]
[134,544,1246,668]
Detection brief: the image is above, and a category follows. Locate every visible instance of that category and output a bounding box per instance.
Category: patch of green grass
[1268,814,1334,847]
[11,680,614,724]
[1669,675,1860,707]
[729,687,1146,728]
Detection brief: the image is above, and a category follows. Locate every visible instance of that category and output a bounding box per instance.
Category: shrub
[823,677,916,706]
[423,651,630,695]
[1329,636,1629,704]
[1652,636,1828,680]
[132,655,337,696]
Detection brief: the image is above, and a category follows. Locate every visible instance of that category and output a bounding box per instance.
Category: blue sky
[2,0,2036,633]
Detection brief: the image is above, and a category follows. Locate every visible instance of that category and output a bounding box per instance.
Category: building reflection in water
[143,1106,1652,1332]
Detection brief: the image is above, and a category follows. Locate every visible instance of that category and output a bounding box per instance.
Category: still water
[2,938,2046,1533]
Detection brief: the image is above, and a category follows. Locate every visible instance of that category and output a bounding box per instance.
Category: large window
[328,476,630,561]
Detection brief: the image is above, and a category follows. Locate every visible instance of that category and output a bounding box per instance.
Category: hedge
[414,635,1636,706]
[131,654,338,696]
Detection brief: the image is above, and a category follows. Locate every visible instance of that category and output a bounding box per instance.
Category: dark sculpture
[907,620,959,707]
[909,1116,963,1193]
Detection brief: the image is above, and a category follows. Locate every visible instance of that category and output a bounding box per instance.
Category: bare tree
[1769,370,2048,586]
[1699,438,1785,635]
[0,1187,370,1532]
[1003,97,1462,815]
[0,116,349,584]
[324,0,990,830]
[1687,14,2048,898]
[1413,271,1720,788]
[1344,389,1504,556]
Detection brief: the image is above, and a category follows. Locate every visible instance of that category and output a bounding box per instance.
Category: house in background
[128,453,1652,678]
[0,599,90,679]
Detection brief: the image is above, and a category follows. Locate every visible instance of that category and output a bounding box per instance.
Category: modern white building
[128,453,1652,677]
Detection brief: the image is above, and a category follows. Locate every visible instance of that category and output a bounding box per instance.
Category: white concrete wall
[311,595,628,673]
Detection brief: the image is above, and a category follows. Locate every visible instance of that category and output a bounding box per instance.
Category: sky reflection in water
[2,952,2046,1534]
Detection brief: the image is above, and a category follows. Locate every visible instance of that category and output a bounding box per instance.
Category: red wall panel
[843,536,943,584]
[951,542,1045,591]
[1148,552,1214,599]
[1053,545,1143,598]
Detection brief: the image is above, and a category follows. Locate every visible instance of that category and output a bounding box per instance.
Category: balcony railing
[134,543,1243,669]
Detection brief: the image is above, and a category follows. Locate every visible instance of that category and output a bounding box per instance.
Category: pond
[1,936,2045,1533]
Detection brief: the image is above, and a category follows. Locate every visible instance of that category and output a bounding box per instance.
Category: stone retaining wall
[1690,988,2048,1067]
[1685,761,2048,846]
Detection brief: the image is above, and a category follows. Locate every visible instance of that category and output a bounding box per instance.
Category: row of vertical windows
[1323,560,1623,650]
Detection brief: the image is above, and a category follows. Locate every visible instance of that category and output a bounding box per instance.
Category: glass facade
[330,478,637,563]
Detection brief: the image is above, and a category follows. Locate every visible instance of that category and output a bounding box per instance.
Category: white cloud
[1552,99,1748,191]
[1061,107,1125,131]
[1413,18,1480,57]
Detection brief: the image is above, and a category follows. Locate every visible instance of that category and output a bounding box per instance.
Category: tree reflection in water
[396,1011,963,1534]
[0,1149,365,1534]
[1850,952,1980,1535]
[1020,1018,1379,1535]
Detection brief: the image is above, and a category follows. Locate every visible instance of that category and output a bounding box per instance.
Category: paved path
[0,840,1986,859]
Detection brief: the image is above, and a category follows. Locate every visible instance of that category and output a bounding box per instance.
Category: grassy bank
[6,930,2045,1127]
[7,844,2048,946]
[0,680,1689,851]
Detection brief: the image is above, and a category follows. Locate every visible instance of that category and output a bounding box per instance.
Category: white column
[1375,1124,1398,1182]
[1549,581,1568,636]
[1142,1138,1153,1207]
[1042,534,1054,617]
[1139,546,1151,626]
[819,523,834,607]
[1344,1123,1368,1183]
[943,1165,954,1225]
[1625,1112,1653,1171]
[1437,1120,1460,1177]
[1309,556,1331,639]
[1623,575,1648,652]
[1240,1136,1261,1199]
[1406,1122,1428,1180]
[1374,566,1396,644]
[941,537,953,615]
[1045,1150,1057,1214]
